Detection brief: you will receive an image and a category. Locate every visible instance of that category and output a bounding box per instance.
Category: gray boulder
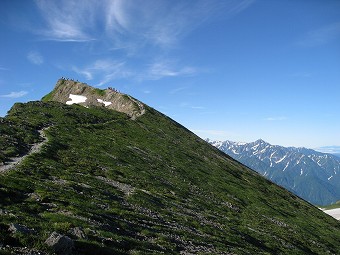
[45,232,74,255]
[8,223,34,234]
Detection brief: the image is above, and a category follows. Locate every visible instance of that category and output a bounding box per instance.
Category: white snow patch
[283,161,290,171]
[236,142,247,145]
[269,152,276,167]
[296,155,304,165]
[315,159,322,166]
[259,148,267,153]
[66,94,87,105]
[276,155,287,163]
[97,99,112,107]
[323,208,340,220]
[232,149,240,155]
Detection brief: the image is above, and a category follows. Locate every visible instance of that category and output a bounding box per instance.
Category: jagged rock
[45,232,74,255]
[8,223,34,234]
[69,227,86,239]
[44,79,145,119]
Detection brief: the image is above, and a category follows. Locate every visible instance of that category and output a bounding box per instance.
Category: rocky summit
[43,78,145,119]
[0,79,339,254]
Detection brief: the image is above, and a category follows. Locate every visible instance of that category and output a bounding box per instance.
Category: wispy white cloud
[191,106,206,109]
[170,86,188,95]
[143,60,197,80]
[297,22,340,47]
[0,91,28,98]
[73,59,132,86]
[72,57,197,84]
[34,0,255,47]
[34,0,97,41]
[115,0,254,48]
[27,51,44,65]
[34,0,255,83]
[265,116,287,121]
[0,66,9,71]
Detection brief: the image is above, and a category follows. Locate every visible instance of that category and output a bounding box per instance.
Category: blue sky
[1,0,339,148]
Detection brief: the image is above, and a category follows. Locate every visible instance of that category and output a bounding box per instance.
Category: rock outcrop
[8,223,35,235]
[43,78,145,119]
[45,232,74,255]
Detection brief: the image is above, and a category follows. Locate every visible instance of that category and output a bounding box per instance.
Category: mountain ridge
[42,78,145,119]
[0,80,339,254]
[208,139,340,206]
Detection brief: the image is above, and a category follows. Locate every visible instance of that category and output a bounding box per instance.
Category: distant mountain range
[315,146,340,158]
[208,139,340,206]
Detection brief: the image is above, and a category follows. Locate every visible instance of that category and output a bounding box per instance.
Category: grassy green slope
[0,101,339,254]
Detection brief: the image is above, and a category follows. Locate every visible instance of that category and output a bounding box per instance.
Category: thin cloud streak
[72,59,132,86]
[191,106,206,109]
[297,22,340,47]
[72,58,197,84]
[0,91,28,99]
[169,87,188,95]
[145,60,197,80]
[265,116,287,121]
[27,51,44,65]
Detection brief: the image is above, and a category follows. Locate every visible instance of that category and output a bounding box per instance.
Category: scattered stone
[28,192,41,201]
[26,249,44,255]
[0,208,7,215]
[45,232,74,255]
[8,223,35,234]
[96,176,135,196]
[0,246,45,255]
[69,227,86,239]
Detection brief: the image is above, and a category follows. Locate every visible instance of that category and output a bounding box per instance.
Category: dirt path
[0,127,50,174]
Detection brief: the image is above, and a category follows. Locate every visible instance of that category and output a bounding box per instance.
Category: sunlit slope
[0,99,339,254]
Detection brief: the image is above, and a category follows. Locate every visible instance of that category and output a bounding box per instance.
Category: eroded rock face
[45,232,74,255]
[44,78,145,119]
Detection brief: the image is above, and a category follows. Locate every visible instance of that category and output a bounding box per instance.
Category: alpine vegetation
[0,79,339,254]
